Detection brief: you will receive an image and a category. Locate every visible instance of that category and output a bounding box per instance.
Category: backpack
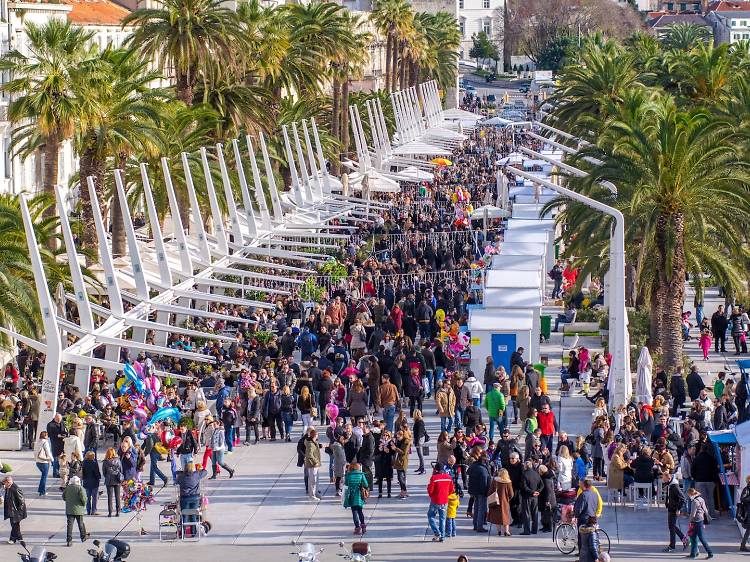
[737,501,749,527]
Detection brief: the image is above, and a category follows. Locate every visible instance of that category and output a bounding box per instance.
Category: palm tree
[668,40,732,103]
[371,0,413,92]
[584,96,750,371]
[548,39,647,141]
[0,20,94,222]
[0,193,88,340]
[73,47,165,255]
[660,23,710,51]
[416,11,461,91]
[123,0,245,106]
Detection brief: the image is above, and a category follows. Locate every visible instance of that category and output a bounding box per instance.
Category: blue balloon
[149,406,181,425]
[123,363,145,393]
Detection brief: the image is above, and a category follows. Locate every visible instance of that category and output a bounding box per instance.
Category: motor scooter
[86,538,131,562]
[17,540,57,562]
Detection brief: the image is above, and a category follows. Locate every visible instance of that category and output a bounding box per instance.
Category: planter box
[0,430,23,451]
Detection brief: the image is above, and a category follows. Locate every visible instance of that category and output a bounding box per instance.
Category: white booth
[481,285,543,364]
[498,241,550,273]
[504,230,554,279]
[512,203,555,219]
[469,307,534,377]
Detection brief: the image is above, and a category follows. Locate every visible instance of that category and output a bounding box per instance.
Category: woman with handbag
[487,468,514,536]
[412,410,428,475]
[687,487,714,558]
[343,462,370,535]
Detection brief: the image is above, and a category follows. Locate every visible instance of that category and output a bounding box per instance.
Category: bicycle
[553,518,610,555]
[552,504,610,555]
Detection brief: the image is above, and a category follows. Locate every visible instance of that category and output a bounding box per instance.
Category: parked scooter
[290,540,324,562]
[17,541,57,562]
[338,541,372,562]
[86,538,131,562]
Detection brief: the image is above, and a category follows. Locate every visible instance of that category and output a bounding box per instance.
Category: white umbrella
[497,152,523,165]
[481,116,509,126]
[635,346,653,405]
[471,205,510,239]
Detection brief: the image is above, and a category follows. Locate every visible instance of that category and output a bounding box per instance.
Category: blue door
[491,333,516,374]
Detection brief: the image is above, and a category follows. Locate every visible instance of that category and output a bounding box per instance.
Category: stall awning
[499,241,547,257]
[469,307,534,331]
[506,218,555,231]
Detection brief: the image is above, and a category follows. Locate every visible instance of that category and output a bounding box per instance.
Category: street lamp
[509,152,631,409]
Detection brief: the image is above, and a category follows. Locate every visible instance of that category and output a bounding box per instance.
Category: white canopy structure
[11,114,394,430]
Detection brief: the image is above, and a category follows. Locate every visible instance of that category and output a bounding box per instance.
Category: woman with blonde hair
[487,468,514,536]
[518,385,531,425]
[297,386,316,433]
[412,410,427,474]
[102,448,122,517]
[193,401,210,432]
[557,445,574,490]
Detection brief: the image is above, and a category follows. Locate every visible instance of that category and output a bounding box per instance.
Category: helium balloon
[123,363,145,393]
[168,436,182,450]
[150,406,180,425]
[325,403,339,421]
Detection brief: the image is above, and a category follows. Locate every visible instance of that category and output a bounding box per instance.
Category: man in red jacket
[536,404,559,454]
[427,462,455,542]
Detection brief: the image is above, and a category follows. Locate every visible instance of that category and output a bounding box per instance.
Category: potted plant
[0,406,23,451]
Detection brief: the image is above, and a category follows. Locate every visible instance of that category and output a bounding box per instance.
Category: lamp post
[509,165,631,409]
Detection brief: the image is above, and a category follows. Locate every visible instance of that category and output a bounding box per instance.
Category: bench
[562,322,601,346]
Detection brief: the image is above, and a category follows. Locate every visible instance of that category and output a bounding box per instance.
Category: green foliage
[253,330,276,345]
[178,415,195,429]
[299,277,326,303]
[537,35,576,72]
[469,32,499,64]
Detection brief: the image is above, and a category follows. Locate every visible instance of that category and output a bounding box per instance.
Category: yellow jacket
[575,485,603,517]
[446,493,460,519]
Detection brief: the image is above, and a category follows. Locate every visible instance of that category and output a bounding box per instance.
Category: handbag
[687,522,697,537]
[424,430,431,443]
[360,484,370,501]
[487,490,499,507]
[422,444,430,457]
[341,485,348,506]
[310,407,318,419]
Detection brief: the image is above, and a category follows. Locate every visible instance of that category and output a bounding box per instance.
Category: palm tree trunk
[42,132,59,248]
[649,278,664,354]
[78,140,97,253]
[399,43,407,91]
[391,37,399,91]
[332,77,341,142]
[341,79,351,161]
[110,153,127,258]
[656,211,686,373]
[176,70,195,106]
[385,33,393,92]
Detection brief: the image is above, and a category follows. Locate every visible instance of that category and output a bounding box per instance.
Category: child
[446,491,460,538]
[70,451,83,479]
[580,366,592,395]
[58,453,69,490]
[572,452,587,489]
[699,329,712,361]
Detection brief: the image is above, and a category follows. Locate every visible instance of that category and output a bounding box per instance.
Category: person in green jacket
[343,462,370,535]
[62,476,88,546]
[483,382,506,441]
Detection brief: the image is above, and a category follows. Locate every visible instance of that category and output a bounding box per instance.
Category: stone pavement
[0,289,745,561]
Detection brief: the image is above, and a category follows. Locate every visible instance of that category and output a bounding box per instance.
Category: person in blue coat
[579,516,601,562]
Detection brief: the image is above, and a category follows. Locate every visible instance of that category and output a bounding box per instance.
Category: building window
[743,20,748,26]
[745,32,749,38]
[679,3,686,11]
[732,19,738,26]
[666,3,673,10]
[459,19,465,37]
[483,0,490,8]
[459,0,464,8]
[483,19,491,35]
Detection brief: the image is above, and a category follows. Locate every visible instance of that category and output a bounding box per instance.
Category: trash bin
[540,314,552,342]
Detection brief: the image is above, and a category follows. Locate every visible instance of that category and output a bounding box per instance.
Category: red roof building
[59,0,131,26]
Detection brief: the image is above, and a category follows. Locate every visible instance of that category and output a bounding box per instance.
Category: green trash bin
[541,314,552,342]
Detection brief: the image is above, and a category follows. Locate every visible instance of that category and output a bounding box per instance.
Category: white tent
[469,307,533,377]
[481,116,507,126]
[635,346,653,405]
[485,269,543,289]
[470,205,511,220]
[490,254,544,271]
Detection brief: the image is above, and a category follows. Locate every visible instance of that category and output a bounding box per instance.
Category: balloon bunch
[121,480,155,513]
[116,361,181,436]
[443,321,470,360]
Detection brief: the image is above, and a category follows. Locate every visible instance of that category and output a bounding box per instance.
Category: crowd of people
[1,115,750,562]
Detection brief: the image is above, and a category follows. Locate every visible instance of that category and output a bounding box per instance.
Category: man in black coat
[711,305,728,353]
[669,368,687,417]
[467,453,492,532]
[685,366,705,402]
[46,413,66,478]
[520,461,543,535]
[3,476,27,544]
[662,472,687,552]
[357,425,376,491]
[495,429,522,467]
[539,465,557,532]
